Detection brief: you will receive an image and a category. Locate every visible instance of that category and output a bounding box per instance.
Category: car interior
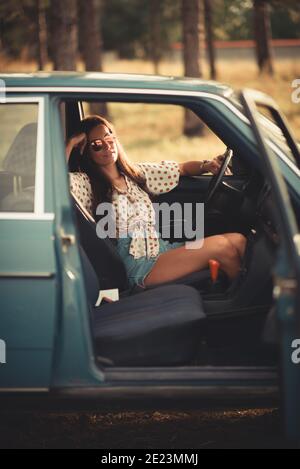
[0,98,280,369]
[65,99,280,369]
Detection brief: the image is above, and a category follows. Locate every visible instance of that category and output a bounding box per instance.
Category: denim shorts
[116,235,185,289]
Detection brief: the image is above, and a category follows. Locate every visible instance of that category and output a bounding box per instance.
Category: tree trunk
[150,0,161,75]
[253,0,274,75]
[36,0,48,70]
[51,0,78,70]
[79,0,108,116]
[204,0,216,80]
[182,0,205,136]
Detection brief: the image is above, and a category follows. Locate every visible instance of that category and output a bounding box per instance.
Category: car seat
[81,245,206,366]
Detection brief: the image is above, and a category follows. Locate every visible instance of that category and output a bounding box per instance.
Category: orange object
[209,259,220,283]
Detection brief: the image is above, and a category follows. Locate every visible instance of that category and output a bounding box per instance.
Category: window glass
[82,102,226,163]
[0,103,38,212]
[257,104,298,167]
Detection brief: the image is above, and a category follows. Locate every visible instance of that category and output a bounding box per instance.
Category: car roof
[0,71,233,96]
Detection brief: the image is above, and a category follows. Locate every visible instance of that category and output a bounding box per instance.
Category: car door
[240,89,300,443]
[0,96,58,390]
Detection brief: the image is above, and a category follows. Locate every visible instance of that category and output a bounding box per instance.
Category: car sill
[54,366,279,408]
[101,365,277,385]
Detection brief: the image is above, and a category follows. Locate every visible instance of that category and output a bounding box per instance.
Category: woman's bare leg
[144,234,247,287]
[222,232,247,260]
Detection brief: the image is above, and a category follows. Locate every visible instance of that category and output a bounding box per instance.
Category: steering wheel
[205,147,233,204]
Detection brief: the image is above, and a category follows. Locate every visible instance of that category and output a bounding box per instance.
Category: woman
[66,115,246,288]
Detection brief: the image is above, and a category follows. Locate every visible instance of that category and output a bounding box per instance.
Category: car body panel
[0,95,58,388]
[1,72,232,96]
[47,98,104,388]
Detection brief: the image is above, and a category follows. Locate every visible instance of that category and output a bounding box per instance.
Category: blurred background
[0,0,299,162]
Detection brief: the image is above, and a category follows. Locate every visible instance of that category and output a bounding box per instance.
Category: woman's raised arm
[65,133,87,162]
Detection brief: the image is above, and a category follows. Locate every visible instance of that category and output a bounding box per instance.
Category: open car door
[240,89,300,444]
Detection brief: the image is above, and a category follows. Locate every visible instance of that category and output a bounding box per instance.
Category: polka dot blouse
[69,172,95,216]
[69,160,180,260]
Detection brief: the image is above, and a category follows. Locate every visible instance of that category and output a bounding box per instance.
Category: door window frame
[0,96,52,220]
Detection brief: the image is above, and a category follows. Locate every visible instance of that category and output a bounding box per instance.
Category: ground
[0,408,295,449]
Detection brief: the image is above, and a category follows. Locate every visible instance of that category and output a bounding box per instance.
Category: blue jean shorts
[116,235,185,289]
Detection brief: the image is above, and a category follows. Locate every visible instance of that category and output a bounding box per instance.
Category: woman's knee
[213,235,239,264]
[224,233,247,258]
[232,233,247,258]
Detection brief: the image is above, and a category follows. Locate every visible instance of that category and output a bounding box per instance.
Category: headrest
[3,123,37,177]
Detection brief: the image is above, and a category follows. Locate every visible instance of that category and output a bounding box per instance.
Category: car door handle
[60,228,76,252]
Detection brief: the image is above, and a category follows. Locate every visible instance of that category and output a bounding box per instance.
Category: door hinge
[60,228,76,252]
[273,277,298,298]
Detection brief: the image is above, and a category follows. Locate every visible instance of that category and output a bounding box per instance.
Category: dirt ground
[0,407,296,449]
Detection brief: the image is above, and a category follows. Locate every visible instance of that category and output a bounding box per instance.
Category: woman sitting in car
[66,115,246,289]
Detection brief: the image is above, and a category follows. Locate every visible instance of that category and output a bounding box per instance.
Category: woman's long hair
[76,115,154,217]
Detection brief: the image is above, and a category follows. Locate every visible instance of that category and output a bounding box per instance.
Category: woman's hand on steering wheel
[214,154,233,175]
[205,147,234,203]
[202,153,233,176]
[202,159,221,175]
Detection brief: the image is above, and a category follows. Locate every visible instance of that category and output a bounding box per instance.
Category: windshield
[229,92,299,169]
[257,108,299,168]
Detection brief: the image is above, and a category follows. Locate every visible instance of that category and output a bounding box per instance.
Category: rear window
[0,103,38,212]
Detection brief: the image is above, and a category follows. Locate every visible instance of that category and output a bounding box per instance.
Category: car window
[0,103,38,212]
[256,105,299,168]
[229,93,299,168]
[81,102,226,164]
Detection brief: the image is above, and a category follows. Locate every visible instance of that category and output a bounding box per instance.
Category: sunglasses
[89,135,116,152]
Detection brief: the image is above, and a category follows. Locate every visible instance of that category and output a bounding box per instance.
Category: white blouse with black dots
[69,160,181,260]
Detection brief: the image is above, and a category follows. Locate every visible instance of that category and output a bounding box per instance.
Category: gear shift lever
[209,259,220,284]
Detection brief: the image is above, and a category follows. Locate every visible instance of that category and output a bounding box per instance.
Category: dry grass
[1,55,299,163]
[105,56,300,140]
[106,102,227,163]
